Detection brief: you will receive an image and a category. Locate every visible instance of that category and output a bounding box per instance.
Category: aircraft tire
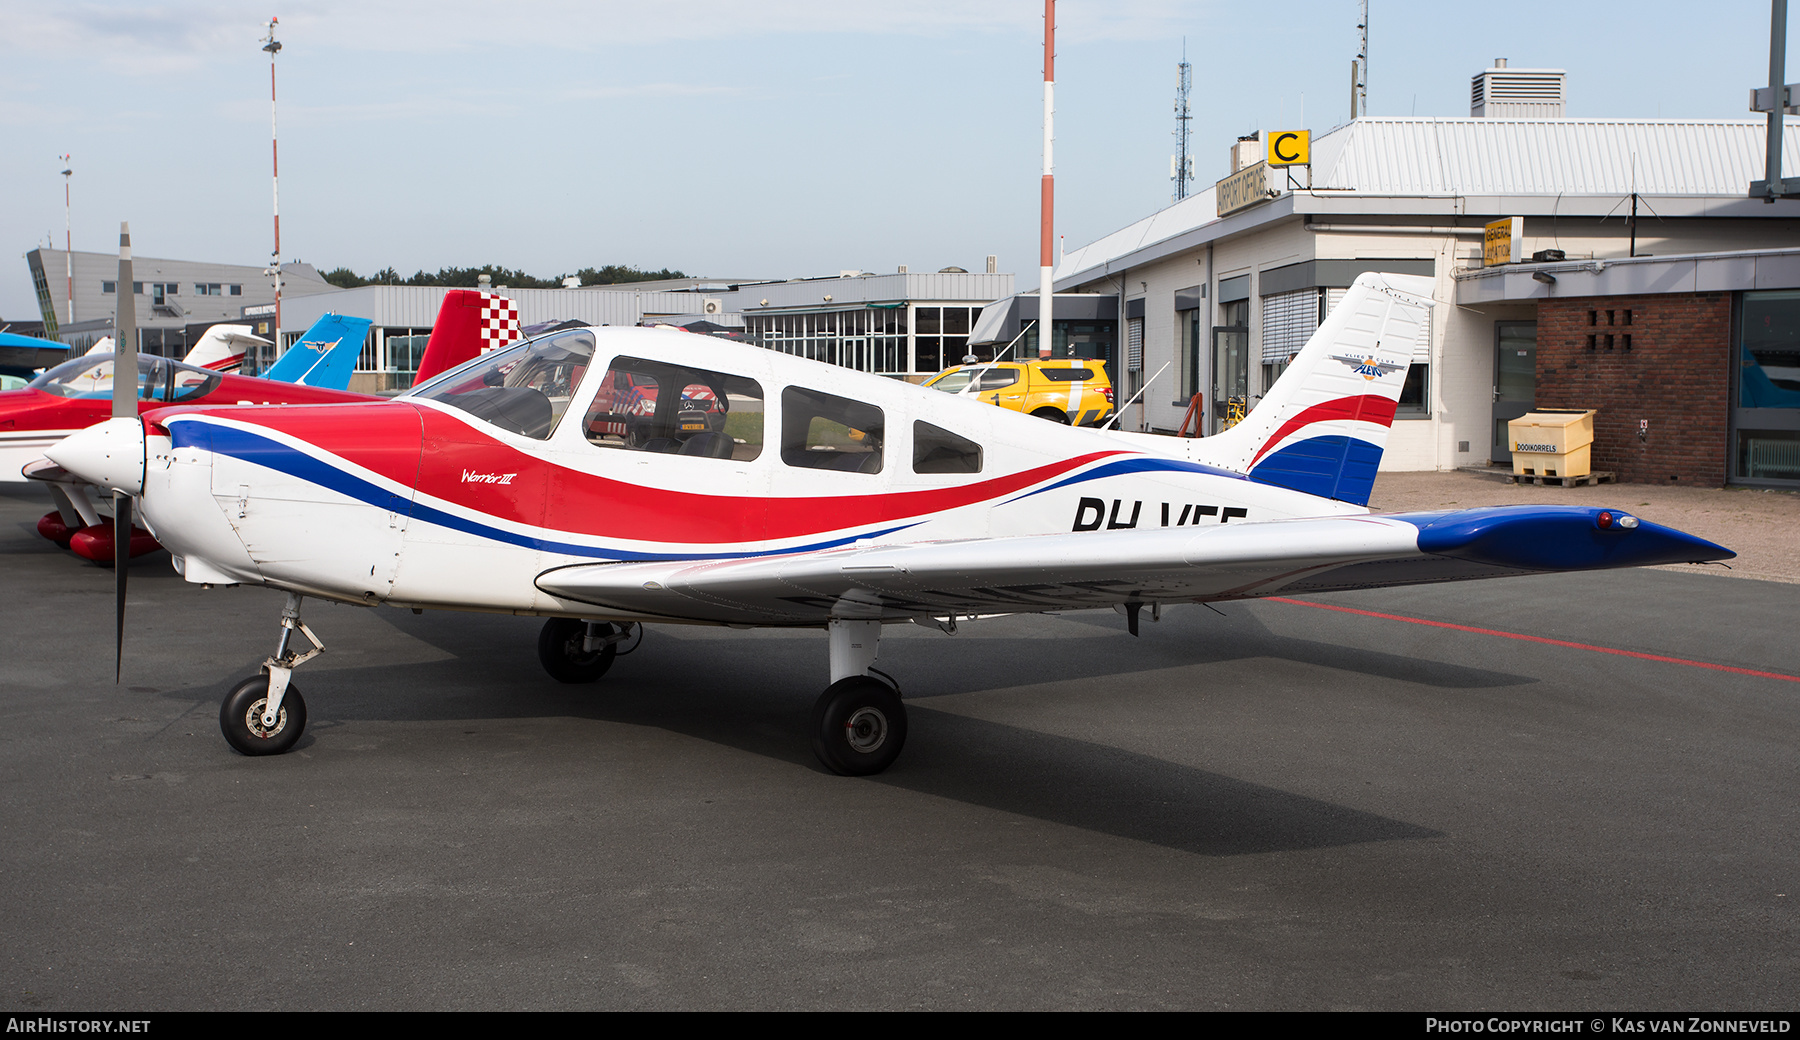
[537,618,617,684]
[811,676,907,777]
[220,675,307,756]
[1031,407,1072,424]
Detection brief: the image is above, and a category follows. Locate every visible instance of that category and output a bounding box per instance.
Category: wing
[535,506,1733,626]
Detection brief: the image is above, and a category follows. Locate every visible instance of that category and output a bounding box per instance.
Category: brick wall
[1534,293,1730,486]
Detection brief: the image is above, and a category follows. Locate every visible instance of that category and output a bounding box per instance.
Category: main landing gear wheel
[537,618,618,683]
[220,675,307,756]
[811,676,908,777]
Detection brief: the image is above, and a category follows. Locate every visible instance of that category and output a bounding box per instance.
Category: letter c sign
[1267,130,1310,167]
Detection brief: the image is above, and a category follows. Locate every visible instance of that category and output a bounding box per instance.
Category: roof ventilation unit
[1471,59,1566,118]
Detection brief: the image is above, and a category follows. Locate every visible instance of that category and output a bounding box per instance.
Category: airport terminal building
[1051,70,1800,488]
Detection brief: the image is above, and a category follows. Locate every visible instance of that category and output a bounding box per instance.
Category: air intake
[1471,60,1566,118]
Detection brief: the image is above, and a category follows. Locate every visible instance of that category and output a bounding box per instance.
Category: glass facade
[1733,290,1800,485]
[745,304,991,378]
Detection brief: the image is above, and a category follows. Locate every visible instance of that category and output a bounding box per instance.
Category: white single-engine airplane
[47,273,1733,775]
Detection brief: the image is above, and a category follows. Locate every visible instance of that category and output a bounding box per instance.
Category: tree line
[321,264,688,290]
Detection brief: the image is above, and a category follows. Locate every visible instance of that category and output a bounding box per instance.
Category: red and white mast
[262,17,283,350]
[60,154,73,325]
[1039,0,1055,358]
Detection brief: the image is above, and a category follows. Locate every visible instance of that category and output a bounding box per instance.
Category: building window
[102,281,116,294]
[230,285,242,296]
[1397,363,1429,417]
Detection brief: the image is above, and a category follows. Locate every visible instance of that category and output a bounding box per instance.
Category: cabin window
[410,329,596,440]
[781,386,883,473]
[913,421,981,474]
[581,355,763,460]
[1037,368,1096,382]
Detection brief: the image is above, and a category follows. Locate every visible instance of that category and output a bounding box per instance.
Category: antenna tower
[1172,43,1193,202]
[1353,0,1369,119]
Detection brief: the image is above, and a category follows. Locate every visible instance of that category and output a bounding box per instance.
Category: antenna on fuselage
[956,320,1036,397]
[1099,361,1170,431]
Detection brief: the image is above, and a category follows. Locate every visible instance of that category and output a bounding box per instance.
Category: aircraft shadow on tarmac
[4,492,1488,857]
[134,604,1448,858]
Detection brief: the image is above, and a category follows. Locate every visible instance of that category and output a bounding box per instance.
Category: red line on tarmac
[1265,597,1800,684]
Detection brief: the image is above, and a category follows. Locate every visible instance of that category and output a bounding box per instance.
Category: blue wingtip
[1396,506,1736,572]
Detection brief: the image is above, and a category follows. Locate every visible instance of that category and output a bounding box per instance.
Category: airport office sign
[1218,162,1273,217]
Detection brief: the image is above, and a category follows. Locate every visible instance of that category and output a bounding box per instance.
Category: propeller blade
[114,490,130,683]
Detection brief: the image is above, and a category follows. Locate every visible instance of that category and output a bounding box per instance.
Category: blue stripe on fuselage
[168,418,916,561]
[1004,456,1245,504]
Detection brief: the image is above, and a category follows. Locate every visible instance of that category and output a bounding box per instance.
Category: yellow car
[923,359,1116,426]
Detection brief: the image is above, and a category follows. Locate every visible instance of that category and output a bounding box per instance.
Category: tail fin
[1186,272,1433,507]
[411,289,521,387]
[262,314,374,389]
[182,323,271,373]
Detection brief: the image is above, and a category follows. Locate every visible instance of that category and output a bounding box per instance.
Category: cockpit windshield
[28,353,223,403]
[407,330,596,440]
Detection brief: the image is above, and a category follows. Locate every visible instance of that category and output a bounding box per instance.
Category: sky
[2,0,1796,321]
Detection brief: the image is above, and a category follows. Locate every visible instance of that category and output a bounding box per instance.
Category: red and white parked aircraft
[46,273,1733,775]
[7,290,515,561]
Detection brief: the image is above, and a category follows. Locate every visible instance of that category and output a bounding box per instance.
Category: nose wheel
[220,674,307,755]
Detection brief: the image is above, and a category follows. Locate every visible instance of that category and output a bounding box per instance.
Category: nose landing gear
[220,592,322,756]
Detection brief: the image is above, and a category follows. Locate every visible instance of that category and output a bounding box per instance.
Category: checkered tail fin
[411,289,522,387]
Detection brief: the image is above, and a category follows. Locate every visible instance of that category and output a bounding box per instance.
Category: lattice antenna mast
[1172,42,1193,202]
[262,17,283,351]
[1354,0,1369,118]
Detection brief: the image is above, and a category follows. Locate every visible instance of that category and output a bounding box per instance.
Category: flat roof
[1056,116,1800,290]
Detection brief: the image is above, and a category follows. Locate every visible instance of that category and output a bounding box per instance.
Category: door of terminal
[1491,321,1537,463]
[1211,326,1249,435]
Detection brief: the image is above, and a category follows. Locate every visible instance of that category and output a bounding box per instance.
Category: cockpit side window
[913,421,982,474]
[411,330,596,440]
[27,354,211,402]
[781,387,883,473]
[582,355,763,461]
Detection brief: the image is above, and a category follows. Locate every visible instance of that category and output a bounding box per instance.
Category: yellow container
[1509,409,1596,478]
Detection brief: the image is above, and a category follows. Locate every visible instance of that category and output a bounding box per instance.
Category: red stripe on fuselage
[1251,395,1398,467]
[175,402,1132,545]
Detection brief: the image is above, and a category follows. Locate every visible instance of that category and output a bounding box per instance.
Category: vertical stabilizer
[1184,272,1432,506]
[182,324,272,373]
[262,314,374,389]
[411,290,521,387]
